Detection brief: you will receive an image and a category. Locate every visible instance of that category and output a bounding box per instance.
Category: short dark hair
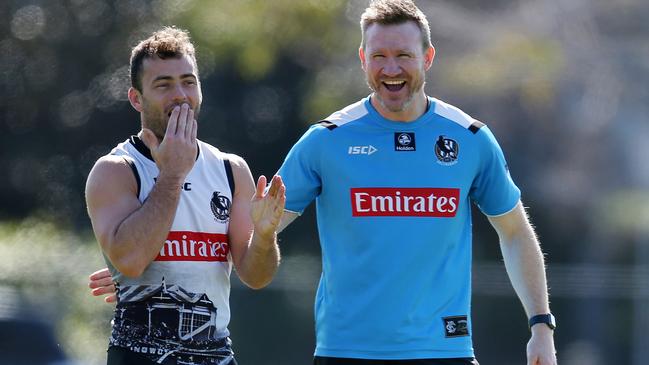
[360,0,432,50]
[129,26,197,92]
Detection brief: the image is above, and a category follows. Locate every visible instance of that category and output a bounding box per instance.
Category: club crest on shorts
[210,191,231,223]
[435,135,459,166]
[443,315,469,337]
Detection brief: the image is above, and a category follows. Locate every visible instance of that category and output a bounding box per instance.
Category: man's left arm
[488,200,557,365]
[227,155,285,289]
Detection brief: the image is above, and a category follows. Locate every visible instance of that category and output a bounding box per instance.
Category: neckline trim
[129,135,201,162]
[364,95,436,130]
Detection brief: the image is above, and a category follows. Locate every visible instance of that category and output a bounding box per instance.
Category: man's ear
[127,87,143,112]
[424,46,435,70]
[359,47,367,72]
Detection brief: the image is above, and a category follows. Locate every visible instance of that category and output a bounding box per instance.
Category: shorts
[313,356,479,365]
[107,346,238,365]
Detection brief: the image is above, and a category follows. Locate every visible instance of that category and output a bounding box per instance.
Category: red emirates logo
[351,188,460,217]
[155,231,229,262]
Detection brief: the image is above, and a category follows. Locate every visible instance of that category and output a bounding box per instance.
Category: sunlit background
[1,0,648,364]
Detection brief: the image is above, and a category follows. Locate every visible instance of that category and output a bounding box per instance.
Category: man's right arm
[86,104,197,278]
[85,155,185,278]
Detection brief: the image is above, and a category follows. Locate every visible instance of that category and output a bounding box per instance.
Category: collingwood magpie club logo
[443,315,469,337]
[394,132,416,151]
[210,191,231,223]
[435,135,459,165]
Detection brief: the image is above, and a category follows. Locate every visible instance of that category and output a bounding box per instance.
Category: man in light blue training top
[275,0,557,364]
[91,1,557,364]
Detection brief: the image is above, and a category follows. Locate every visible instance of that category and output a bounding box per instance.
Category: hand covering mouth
[383,80,406,91]
[166,103,190,116]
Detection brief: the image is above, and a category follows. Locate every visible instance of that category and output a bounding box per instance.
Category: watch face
[548,314,556,328]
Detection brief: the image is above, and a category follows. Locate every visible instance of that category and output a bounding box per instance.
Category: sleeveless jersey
[277,96,521,359]
[105,136,236,362]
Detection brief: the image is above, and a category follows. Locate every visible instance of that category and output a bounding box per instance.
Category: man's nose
[382,58,402,77]
[171,84,188,102]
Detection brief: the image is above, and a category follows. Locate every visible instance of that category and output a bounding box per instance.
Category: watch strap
[529,313,556,330]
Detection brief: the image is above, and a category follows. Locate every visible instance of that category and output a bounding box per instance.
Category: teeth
[383,80,405,85]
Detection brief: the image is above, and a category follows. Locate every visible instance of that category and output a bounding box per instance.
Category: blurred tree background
[1,0,648,364]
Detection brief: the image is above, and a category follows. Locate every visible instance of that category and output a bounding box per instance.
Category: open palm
[250,175,286,238]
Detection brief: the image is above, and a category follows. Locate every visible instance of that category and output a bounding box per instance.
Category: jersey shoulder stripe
[121,155,141,198]
[318,99,369,130]
[222,157,235,197]
[318,120,338,130]
[432,98,485,134]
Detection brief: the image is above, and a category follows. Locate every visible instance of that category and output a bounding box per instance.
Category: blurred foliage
[442,33,564,101]
[0,219,112,364]
[598,190,649,236]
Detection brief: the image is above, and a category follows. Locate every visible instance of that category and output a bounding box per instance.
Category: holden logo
[395,132,415,151]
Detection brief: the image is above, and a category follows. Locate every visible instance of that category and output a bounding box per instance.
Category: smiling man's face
[360,21,434,121]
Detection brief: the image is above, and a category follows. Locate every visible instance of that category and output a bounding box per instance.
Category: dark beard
[142,104,201,140]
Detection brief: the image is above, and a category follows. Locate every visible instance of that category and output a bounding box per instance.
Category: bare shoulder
[86,154,138,197]
[224,153,253,180]
[225,153,250,172]
[85,154,144,256]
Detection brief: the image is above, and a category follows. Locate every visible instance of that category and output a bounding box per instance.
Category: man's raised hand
[141,103,198,182]
[250,175,286,240]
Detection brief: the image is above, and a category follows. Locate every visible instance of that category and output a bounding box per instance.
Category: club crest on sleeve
[210,191,231,223]
[435,136,459,166]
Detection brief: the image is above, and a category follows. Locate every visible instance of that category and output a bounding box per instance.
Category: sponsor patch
[394,132,416,151]
[350,187,459,217]
[156,231,229,262]
[348,145,378,155]
[443,315,469,337]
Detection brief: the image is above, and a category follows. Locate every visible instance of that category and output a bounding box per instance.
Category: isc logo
[348,145,378,155]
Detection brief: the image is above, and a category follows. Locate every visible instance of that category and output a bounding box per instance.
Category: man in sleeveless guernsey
[274,1,557,364]
[84,27,286,365]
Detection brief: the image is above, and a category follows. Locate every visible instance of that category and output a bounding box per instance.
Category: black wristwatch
[528,313,556,330]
